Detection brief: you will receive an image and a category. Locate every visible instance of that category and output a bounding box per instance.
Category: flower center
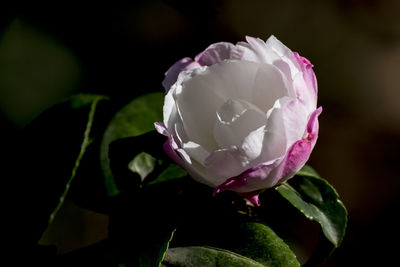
[213,98,268,148]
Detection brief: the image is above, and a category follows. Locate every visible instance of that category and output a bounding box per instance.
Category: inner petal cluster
[172,59,295,180]
[214,98,267,148]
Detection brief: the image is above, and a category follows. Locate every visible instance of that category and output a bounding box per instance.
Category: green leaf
[230,222,300,267]
[138,229,176,267]
[276,166,347,247]
[163,246,265,267]
[18,93,108,245]
[276,165,347,248]
[128,152,159,182]
[147,163,187,186]
[275,165,347,265]
[0,18,81,127]
[48,94,108,224]
[100,92,164,196]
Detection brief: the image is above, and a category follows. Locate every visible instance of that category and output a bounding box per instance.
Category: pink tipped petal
[163,136,185,168]
[305,107,322,147]
[307,107,322,138]
[265,36,300,77]
[162,57,201,90]
[278,139,312,181]
[277,106,322,182]
[293,52,313,70]
[239,191,261,206]
[215,159,280,193]
[154,122,168,136]
[195,42,243,66]
[293,52,318,101]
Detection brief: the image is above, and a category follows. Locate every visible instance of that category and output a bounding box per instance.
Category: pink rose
[155,36,322,205]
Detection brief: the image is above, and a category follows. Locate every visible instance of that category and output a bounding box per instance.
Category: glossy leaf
[17,94,107,246]
[163,246,265,267]
[146,163,187,186]
[230,222,300,267]
[48,94,107,224]
[100,92,164,196]
[137,229,175,267]
[128,152,159,182]
[276,165,347,247]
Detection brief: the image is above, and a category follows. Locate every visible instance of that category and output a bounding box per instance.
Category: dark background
[1,0,399,266]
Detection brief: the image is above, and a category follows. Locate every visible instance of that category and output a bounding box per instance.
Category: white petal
[279,98,309,148]
[163,88,179,133]
[185,159,222,187]
[265,35,301,79]
[175,60,261,151]
[240,125,267,162]
[182,141,209,166]
[251,63,294,113]
[194,42,244,66]
[213,99,267,148]
[204,147,247,183]
[250,98,290,164]
[243,36,278,64]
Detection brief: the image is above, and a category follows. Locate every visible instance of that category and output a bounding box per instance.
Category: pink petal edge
[213,107,322,201]
[154,122,185,168]
[162,57,201,91]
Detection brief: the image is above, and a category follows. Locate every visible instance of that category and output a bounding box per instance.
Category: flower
[155,35,322,205]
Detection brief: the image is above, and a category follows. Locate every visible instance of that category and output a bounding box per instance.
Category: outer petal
[204,147,247,185]
[194,42,244,66]
[293,52,318,109]
[154,122,186,168]
[268,106,322,184]
[214,158,282,193]
[241,36,277,64]
[162,57,201,91]
[279,98,309,150]
[265,36,301,79]
[214,106,322,193]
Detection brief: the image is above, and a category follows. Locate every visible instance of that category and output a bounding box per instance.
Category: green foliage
[138,229,175,267]
[17,93,108,248]
[147,163,187,186]
[276,165,347,247]
[128,152,159,182]
[48,94,107,224]
[230,222,300,267]
[17,92,346,267]
[276,165,348,265]
[163,246,265,267]
[100,92,164,196]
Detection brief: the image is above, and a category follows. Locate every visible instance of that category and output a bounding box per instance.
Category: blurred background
[1,0,399,266]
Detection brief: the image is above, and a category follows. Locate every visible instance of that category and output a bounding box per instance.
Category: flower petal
[293,52,318,111]
[251,63,294,113]
[175,60,261,151]
[182,141,209,166]
[163,136,186,168]
[162,89,181,133]
[162,57,201,91]
[265,35,301,79]
[269,106,322,184]
[279,99,309,149]
[204,147,247,184]
[214,158,282,193]
[195,42,244,66]
[213,99,267,148]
